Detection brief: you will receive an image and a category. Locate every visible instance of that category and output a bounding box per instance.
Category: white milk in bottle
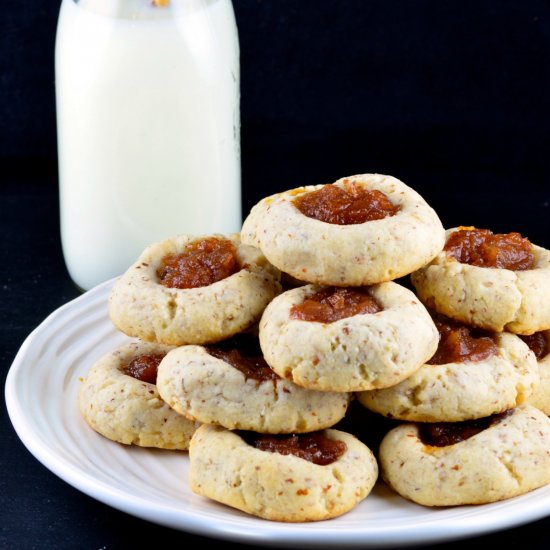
[55,0,241,291]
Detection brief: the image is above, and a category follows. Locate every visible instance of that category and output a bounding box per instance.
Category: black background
[1,1,549,549]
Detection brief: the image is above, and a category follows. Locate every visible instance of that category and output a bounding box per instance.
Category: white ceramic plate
[5,278,550,548]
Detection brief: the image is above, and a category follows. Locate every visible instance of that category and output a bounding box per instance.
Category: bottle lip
[71,0,219,21]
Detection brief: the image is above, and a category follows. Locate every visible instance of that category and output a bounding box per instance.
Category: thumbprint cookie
[379,404,550,506]
[188,425,378,522]
[411,226,550,334]
[156,334,350,433]
[241,174,445,286]
[259,281,439,392]
[108,233,282,345]
[79,340,199,449]
[357,315,539,422]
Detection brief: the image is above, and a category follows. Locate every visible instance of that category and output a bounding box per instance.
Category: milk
[55,0,241,291]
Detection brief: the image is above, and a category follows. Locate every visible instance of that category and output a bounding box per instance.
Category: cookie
[411,226,550,334]
[259,281,439,392]
[523,330,550,415]
[108,233,282,345]
[156,334,350,433]
[188,424,378,522]
[241,174,445,286]
[357,329,539,422]
[378,404,550,506]
[78,340,199,449]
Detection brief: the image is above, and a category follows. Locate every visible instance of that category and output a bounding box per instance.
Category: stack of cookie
[182,174,446,521]
[78,173,550,522]
[78,233,281,452]
[80,222,380,521]
[360,224,550,506]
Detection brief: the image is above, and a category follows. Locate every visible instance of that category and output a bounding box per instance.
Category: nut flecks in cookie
[410,227,550,334]
[356,331,539,423]
[444,227,535,271]
[260,281,439,392]
[108,233,282,346]
[293,182,399,225]
[78,341,198,450]
[188,425,378,522]
[378,404,550,506]
[156,343,350,433]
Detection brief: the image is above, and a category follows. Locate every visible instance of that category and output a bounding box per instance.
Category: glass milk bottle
[55,0,241,291]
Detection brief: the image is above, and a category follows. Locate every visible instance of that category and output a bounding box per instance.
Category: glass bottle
[55,0,241,291]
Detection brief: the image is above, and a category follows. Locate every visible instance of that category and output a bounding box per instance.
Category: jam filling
[293,181,399,225]
[238,431,347,465]
[444,227,535,270]
[419,410,513,447]
[156,237,240,289]
[290,287,382,323]
[124,353,166,384]
[427,316,497,365]
[520,332,549,361]
[207,335,279,383]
